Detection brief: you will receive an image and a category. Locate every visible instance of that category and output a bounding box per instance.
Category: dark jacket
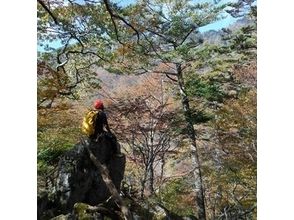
[91,110,119,155]
[92,110,111,138]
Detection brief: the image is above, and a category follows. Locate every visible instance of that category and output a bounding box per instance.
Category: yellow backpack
[81,110,100,136]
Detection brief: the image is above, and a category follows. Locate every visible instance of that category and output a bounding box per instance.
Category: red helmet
[94,99,104,110]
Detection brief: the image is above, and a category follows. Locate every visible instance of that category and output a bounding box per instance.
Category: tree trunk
[176,64,207,220]
[140,167,147,198]
[145,159,155,195]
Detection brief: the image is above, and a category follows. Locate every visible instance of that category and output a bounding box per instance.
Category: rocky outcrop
[38,133,126,219]
[55,134,126,212]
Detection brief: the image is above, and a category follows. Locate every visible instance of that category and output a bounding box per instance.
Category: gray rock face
[55,134,126,212]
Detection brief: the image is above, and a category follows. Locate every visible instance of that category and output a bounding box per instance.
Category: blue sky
[38,0,241,52]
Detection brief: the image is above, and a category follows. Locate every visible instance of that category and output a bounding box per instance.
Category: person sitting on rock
[90,99,111,140]
[90,99,123,157]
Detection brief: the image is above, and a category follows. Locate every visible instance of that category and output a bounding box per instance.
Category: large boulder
[55,134,126,213]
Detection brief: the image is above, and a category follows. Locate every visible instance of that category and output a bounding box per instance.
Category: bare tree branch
[165,73,178,82]
[81,138,133,220]
[37,0,59,25]
[102,0,140,44]
[179,26,198,46]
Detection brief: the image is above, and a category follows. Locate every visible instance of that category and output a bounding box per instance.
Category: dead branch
[81,138,133,220]
[102,0,140,44]
[37,0,59,25]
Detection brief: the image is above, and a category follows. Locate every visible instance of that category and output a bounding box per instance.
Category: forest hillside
[37,0,257,219]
